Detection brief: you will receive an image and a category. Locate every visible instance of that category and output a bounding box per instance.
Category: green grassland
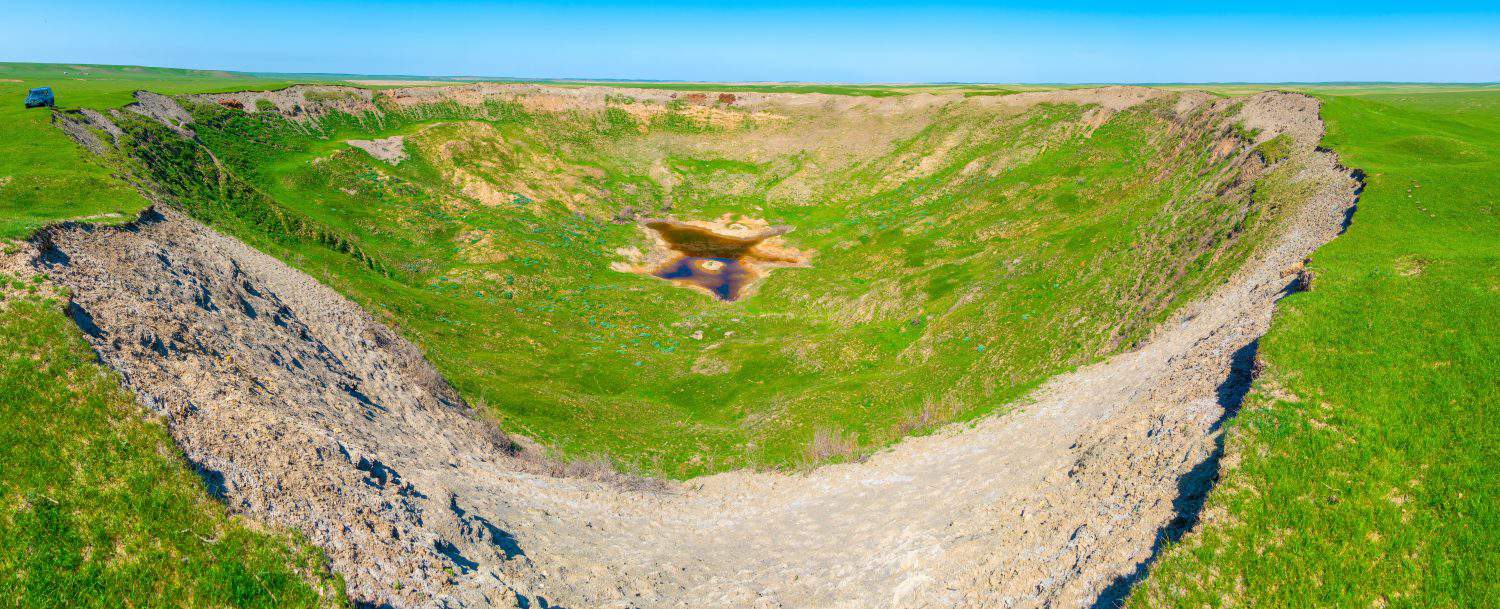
[1,62,1494,606]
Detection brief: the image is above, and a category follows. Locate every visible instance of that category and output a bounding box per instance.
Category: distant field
[1167,82,1500,96]
[0,63,320,237]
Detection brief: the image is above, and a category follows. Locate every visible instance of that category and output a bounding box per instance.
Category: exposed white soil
[347,135,409,164]
[34,90,1357,608]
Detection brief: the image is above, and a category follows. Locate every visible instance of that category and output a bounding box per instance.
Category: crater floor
[102,84,1325,476]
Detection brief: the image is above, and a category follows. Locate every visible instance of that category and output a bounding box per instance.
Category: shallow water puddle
[654,256,752,300]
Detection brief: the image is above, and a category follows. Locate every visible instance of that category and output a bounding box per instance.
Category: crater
[615,216,810,301]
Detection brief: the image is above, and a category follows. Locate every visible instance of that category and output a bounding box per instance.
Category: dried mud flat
[347,135,409,164]
[33,89,1357,608]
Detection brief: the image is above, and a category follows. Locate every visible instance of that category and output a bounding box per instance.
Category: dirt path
[33,93,1357,609]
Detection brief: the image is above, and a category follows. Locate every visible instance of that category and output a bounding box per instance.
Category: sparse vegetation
[803,428,860,464]
[1255,133,1293,164]
[304,90,355,103]
[1229,121,1262,142]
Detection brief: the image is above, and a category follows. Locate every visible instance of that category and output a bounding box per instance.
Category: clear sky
[2,1,1496,83]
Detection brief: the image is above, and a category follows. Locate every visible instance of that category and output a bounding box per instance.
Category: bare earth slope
[33,91,1356,608]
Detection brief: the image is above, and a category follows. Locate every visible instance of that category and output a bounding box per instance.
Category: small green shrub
[603,107,638,134]
[1255,134,1294,164]
[1229,121,1262,142]
[304,90,353,103]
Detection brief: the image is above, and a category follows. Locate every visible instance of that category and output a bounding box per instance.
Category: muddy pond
[643,220,799,302]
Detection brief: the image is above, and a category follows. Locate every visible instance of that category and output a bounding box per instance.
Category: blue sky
[2,1,1496,82]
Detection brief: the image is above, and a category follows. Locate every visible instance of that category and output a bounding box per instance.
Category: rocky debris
[611,205,643,224]
[187,85,380,122]
[35,207,537,608]
[51,110,112,155]
[51,107,127,156]
[126,90,195,137]
[80,108,125,141]
[36,88,1357,608]
[1234,91,1325,148]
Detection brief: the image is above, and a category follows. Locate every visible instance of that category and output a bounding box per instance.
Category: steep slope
[0,241,345,608]
[34,86,1356,607]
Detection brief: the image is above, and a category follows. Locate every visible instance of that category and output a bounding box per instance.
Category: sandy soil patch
[346,135,408,164]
